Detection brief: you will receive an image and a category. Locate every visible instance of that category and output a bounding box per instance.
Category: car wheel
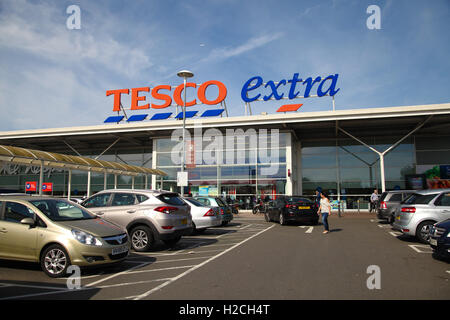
[163,236,181,247]
[279,213,286,225]
[416,221,435,244]
[40,244,71,278]
[221,221,229,226]
[130,225,155,252]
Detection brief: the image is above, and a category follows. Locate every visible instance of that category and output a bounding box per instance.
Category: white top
[371,193,379,201]
[320,198,331,213]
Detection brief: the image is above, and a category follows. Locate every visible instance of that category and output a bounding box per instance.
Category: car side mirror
[20,218,35,226]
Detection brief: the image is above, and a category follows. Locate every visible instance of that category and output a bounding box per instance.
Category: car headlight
[71,229,103,246]
[447,232,450,238]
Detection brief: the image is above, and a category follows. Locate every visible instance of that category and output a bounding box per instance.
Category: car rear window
[158,194,186,206]
[379,192,388,202]
[136,194,149,203]
[185,198,206,207]
[286,197,313,205]
[215,198,226,206]
[388,193,403,202]
[404,193,438,205]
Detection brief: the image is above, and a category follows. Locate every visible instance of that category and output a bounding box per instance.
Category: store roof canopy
[0,144,167,177]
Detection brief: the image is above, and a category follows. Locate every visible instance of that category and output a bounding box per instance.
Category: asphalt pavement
[0,211,449,300]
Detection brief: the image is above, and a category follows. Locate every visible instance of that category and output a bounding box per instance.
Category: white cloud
[0,0,153,78]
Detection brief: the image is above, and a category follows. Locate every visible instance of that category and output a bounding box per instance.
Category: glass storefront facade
[153,132,289,205]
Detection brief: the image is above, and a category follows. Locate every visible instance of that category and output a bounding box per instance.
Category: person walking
[314,187,322,213]
[318,192,331,234]
[370,189,379,213]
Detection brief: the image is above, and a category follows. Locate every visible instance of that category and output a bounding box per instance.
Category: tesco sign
[105,72,340,119]
[106,80,227,111]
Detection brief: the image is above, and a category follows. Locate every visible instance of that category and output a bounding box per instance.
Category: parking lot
[0,213,449,300]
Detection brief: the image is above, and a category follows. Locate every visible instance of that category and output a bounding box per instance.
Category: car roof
[384,190,416,194]
[95,189,178,195]
[412,188,450,195]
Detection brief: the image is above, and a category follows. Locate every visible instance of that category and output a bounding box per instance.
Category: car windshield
[30,199,96,221]
[286,197,313,205]
[185,198,206,207]
[403,193,438,205]
[157,193,186,206]
[216,198,226,206]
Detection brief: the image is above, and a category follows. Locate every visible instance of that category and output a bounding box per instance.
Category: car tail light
[380,201,387,209]
[155,206,179,214]
[204,209,215,217]
[401,207,416,213]
[220,208,224,215]
[161,226,174,230]
[285,204,296,209]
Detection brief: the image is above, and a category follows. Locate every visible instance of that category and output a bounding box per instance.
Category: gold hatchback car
[0,196,130,277]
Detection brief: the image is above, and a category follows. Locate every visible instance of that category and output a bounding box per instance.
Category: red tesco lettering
[106,80,227,112]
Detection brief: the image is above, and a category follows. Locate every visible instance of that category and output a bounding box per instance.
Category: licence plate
[298,206,310,209]
[181,218,188,225]
[112,246,128,255]
[430,238,437,246]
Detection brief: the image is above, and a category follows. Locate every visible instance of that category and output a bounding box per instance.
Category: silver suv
[393,188,450,243]
[81,189,192,251]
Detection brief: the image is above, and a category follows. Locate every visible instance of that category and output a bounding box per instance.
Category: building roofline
[1,102,449,139]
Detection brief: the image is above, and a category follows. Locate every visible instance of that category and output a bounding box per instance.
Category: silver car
[393,188,450,243]
[81,189,192,251]
[183,198,222,233]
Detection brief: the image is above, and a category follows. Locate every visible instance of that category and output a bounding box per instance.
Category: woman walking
[318,192,331,234]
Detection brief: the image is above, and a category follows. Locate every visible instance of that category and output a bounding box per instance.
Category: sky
[0,0,449,131]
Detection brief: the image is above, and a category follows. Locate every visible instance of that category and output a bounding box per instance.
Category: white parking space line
[125,265,195,275]
[85,261,151,288]
[299,226,314,233]
[130,255,215,264]
[133,224,275,300]
[96,278,172,289]
[389,231,402,237]
[408,244,433,254]
[377,224,391,229]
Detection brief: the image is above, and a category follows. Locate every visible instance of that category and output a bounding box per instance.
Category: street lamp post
[177,70,194,196]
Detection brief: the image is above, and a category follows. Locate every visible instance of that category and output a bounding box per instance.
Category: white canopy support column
[104,172,107,190]
[114,174,118,189]
[67,169,72,200]
[131,176,135,189]
[39,161,44,196]
[145,175,148,189]
[87,171,92,197]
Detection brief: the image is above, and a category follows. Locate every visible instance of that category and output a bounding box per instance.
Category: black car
[265,196,319,225]
[377,190,415,223]
[429,219,450,259]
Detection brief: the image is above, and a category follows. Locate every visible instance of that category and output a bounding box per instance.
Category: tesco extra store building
[1,72,450,210]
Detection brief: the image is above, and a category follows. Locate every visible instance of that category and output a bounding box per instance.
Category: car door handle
[127,210,136,214]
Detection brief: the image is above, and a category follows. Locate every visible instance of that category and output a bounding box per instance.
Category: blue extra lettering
[317,74,340,97]
[263,79,286,101]
[241,76,263,102]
